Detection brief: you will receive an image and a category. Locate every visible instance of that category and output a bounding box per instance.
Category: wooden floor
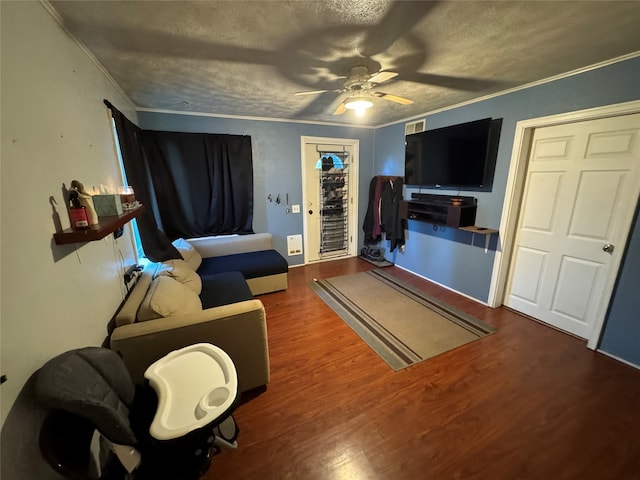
[206,258,640,480]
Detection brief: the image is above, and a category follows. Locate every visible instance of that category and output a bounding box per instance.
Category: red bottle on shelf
[69,190,89,230]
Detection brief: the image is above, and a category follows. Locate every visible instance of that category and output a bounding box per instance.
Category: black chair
[35,347,233,480]
[39,409,127,480]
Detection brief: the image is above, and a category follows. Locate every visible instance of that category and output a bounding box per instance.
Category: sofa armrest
[110,299,269,393]
[186,233,273,258]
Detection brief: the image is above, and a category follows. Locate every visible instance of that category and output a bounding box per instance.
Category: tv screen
[404,118,500,191]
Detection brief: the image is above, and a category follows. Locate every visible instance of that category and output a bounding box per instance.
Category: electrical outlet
[292,204,300,213]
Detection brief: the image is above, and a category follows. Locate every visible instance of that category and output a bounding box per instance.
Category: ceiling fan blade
[295,91,341,119]
[360,2,439,57]
[369,71,399,84]
[333,103,347,115]
[373,92,414,105]
[294,89,329,96]
[403,72,508,92]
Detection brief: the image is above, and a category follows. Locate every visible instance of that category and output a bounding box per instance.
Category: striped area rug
[310,269,496,370]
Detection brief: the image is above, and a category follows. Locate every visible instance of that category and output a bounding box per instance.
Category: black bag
[361,245,383,260]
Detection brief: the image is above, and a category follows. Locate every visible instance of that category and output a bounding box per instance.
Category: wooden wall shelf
[459,226,498,235]
[53,205,145,245]
[459,225,498,252]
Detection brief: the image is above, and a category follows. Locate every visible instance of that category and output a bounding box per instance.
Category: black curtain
[107,102,181,262]
[140,131,254,239]
[105,101,254,261]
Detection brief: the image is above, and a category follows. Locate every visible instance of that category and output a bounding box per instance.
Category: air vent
[405,119,426,135]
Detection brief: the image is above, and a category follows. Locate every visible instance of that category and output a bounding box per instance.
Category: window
[111,118,145,262]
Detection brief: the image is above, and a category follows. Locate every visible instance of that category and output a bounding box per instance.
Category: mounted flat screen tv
[404,117,501,191]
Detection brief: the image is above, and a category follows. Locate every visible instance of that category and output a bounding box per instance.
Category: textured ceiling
[49,1,640,127]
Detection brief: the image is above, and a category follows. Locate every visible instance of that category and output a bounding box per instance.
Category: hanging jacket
[380,177,405,252]
[362,177,382,244]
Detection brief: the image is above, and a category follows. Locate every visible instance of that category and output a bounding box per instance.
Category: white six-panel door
[505,113,640,338]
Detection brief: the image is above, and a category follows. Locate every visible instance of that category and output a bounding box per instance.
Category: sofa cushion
[172,238,202,271]
[115,264,156,327]
[186,233,272,258]
[197,250,288,280]
[137,276,202,322]
[199,271,254,309]
[156,259,202,295]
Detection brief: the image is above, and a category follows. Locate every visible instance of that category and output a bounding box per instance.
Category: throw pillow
[172,238,203,271]
[156,259,203,295]
[137,276,202,322]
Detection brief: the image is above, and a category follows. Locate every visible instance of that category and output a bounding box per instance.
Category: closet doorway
[488,99,640,349]
[301,137,359,263]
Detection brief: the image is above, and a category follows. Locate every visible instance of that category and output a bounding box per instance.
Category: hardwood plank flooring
[205,258,640,480]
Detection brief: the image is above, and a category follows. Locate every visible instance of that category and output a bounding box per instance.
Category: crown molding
[376,51,640,129]
[39,0,137,112]
[135,107,376,129]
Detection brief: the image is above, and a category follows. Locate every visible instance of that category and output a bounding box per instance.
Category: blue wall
[373,56,640,365]
[599,206,640,365]
[138,113,375,265]
[374,56,640,302]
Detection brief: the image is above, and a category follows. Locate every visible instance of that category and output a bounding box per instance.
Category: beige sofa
[109,233,284,393]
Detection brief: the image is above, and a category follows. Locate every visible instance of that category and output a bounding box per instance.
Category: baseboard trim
[393,264,489,307]
[597,349,640,370]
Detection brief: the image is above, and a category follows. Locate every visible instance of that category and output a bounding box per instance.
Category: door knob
[308,209,313,215]
[602,244,615,253]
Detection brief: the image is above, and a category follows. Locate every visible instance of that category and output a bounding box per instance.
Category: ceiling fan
[294,65,413,116]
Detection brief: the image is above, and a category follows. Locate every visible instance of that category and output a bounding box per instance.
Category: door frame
[488,99,640,349]
[300,136,360,264]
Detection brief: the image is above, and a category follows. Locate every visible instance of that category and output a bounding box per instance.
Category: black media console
[400,193,477,228]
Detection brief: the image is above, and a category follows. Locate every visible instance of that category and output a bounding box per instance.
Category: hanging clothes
[380,177,405,252]
[362,176,405,252]
[363,177,382,244]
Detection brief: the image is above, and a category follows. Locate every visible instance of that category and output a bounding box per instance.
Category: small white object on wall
[287,235,303,256]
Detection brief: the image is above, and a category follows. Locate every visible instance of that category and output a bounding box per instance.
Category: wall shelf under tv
[400,194,498,251]
[400,193,477,228]
[458,225,498,235]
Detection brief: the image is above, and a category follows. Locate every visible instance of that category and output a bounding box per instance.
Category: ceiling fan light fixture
[344,95,373,117]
